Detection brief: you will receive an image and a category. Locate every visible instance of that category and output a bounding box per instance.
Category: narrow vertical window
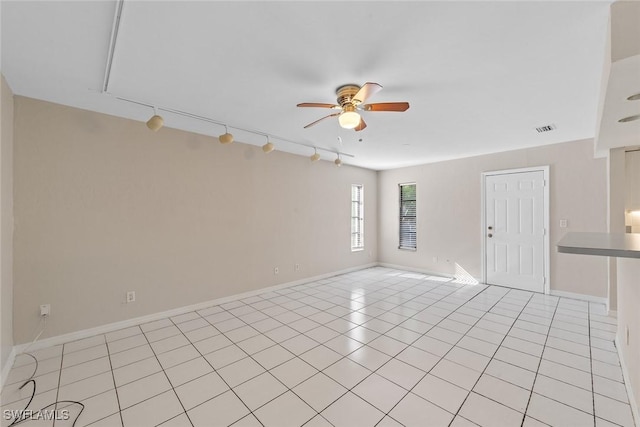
[351,184,364,251]
[399,183,417,250]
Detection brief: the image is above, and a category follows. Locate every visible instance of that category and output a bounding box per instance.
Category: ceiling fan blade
[354,117,367,132]
[353,82,383,103]
[363,102,410,112]
[297,102,339,109]
[304,112,340,128]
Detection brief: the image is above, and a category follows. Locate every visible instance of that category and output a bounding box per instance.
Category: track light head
[262,142,275,153]
[334,157,342,167]
[146,114,164,132]
[219,126,234,144]
[219,133,234,144]
[310,151,321,162]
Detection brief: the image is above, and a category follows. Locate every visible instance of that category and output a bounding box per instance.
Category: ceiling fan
[297,82,410,132]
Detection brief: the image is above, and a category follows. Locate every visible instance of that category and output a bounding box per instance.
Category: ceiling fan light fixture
[338,110,361,129]
[298,82,408,131]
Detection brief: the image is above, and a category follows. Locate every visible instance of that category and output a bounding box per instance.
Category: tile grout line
[589,302,597,427]
[104,334,126,427]
[166,313,268,427]
[441,288,537,426]
[64,275,502,425]
[371,284,501,426]
[520,293,561,427]
[138,323,197,427]
[523,299,613,426]
[320,280,488,425]
[184,272,470,425]
[172,275,420,425]
[181,304,324,424]
[53,343,66,427]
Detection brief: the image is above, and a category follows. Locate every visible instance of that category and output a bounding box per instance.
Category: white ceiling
[1,1,613,170]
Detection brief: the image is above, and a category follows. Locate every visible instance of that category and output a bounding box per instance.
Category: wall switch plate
[560,219,568,228]
[274,267,279,275]
[295,264,300,272]
[126,291,136,303]
[40,304,50,317]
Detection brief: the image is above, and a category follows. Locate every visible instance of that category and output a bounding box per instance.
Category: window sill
[398,247,417,252]
[351,248,365,252]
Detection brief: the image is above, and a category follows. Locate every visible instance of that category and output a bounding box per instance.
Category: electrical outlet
[560,219,568,228]
[40,304,50,317]
[295,264,300,272]
[126,291,136,303]
[274,267,279,275]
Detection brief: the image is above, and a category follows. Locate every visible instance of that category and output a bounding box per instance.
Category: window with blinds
[399,183,417,250]
[351,184,364,251]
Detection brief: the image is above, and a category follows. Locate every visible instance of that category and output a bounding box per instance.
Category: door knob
[488,233,493,238]
[488,226,493,230]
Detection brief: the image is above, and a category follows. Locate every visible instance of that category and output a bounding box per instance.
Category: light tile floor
[1,267,636,427]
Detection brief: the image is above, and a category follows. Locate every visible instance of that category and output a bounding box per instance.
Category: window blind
[399,183,416,249]
[351,184,364,250]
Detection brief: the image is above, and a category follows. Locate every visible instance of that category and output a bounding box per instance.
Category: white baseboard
[377,263,456,281]
[1,346,17,390]
[12,263,378,356]
[615,336,640,427]
[549,289,608,305]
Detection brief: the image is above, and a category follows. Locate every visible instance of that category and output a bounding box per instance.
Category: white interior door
[485,170,546,292]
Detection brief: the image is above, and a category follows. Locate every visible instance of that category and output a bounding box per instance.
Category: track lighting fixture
[335,154,342,167]
[219,125,234,144]
[262,136,275,153]
[146,107,164,132]
[116,96,355,162]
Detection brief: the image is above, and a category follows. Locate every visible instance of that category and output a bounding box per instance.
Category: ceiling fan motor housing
[336,84,361,106]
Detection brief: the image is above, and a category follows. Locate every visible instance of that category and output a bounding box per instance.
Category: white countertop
[557,232,640,259]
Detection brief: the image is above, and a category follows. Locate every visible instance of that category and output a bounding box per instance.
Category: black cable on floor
[7,343,85,427]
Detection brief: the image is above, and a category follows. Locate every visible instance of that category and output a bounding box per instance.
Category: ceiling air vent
[535,124,556,133]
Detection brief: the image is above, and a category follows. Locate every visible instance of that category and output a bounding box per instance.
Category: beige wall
[1,75,15,374]
[616,257,640,416]
[12,97,377,343]
[610,1,640,62]
[378,138,609,297]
